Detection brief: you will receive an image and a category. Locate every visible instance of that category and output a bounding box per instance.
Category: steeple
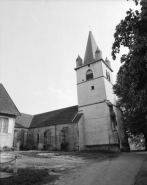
[76,55,83,67]
[105,57,111,68]
[84,31,100,64]
[95,46,103,61]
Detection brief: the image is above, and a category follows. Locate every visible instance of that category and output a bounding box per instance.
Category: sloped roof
[15,113,34,128]
[84,31,99,64]
[0,83,20,116]
[30,105,79,128]
[72,113,83,123]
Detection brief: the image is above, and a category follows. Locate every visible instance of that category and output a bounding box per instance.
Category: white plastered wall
[79,103,110,145]
[77,78,106,106]
[76,61,103,84]
[78,114,85,151]
[0,116,15,148]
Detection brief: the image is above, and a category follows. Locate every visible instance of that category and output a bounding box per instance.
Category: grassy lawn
[1,168,59,185]
[15,150,119,160]
[0,151,119,185]
[134,158,147,185]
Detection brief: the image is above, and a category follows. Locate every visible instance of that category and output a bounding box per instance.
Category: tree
[111,0,147,150]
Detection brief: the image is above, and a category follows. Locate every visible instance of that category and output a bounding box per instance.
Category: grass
[0,168,59,185]
[134,159,147,185]
[15,150,119,160]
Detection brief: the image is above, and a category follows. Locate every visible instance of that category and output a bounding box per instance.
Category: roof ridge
[29,105,78,128]
[0,84,20,116]
[34,105,78,116]
[20,113,34,116]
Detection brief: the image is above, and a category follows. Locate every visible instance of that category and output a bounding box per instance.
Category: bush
[2,146,16,151]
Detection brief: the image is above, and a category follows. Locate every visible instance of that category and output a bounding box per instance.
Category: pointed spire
[105,57,111,68]
[84,31,100,64]
[95,46,102,61]
[76,55,83,67]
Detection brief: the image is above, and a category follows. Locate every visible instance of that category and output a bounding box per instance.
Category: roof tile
[0,84,20,116]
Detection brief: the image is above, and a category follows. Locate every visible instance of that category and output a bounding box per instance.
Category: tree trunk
[144,132,147,151]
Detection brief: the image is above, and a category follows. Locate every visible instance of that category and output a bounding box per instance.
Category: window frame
[86,69,93,81]
[0,117,9,133]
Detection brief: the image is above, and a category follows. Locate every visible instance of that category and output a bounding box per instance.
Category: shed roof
[0,83,20,116]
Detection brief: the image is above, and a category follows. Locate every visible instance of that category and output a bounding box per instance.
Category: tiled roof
[15,122,25,128]
[15,113,34,128]
[30,105,79,128]
[0,84,20,116]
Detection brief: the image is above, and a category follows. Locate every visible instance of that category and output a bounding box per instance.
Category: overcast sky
[0,0,137,115]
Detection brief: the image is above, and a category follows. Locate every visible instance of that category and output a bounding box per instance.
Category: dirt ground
[2,150,147,185]
[8,150,117,184]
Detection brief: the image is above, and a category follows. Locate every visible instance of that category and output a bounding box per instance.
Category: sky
[0,0,137,115]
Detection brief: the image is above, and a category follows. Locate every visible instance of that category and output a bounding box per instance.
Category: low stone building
[28,106,82,151]
[0,83,20,148]
[14,113,33,150]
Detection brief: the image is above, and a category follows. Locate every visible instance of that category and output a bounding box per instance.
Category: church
[0,31,130,152]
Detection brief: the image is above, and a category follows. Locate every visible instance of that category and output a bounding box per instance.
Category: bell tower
[75,31,120,151]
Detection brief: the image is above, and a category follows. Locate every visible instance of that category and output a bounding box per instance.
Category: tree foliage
[112,0,147,149]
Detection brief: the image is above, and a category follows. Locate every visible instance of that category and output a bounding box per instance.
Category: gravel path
[55,152,147,185]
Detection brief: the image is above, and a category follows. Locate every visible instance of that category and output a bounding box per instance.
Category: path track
[55,152,147,185]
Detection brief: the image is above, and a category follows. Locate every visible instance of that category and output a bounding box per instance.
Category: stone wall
[13,128,28,150]
[28,123,79,151]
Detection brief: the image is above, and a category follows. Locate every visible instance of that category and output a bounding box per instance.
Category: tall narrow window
[86,69,93,80]
[106,70,111,82]
[36,133,39,144]
[108,72,111,82]
[0,118,9,133]
[24,132,27,146]
[13,130,18,147]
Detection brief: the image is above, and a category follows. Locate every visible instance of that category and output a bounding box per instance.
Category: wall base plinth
[85,144,120,153]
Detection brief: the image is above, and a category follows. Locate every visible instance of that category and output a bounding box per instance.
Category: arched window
[86,69,93,80]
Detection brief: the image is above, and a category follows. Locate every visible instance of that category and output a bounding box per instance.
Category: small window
[0,117,9,133]
[91,86,94,90]
[106,70,111,82]
[86,69,93,80]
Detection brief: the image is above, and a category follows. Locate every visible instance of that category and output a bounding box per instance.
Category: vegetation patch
[134,159,147,185]
[1,168,58,185]
[16,150,119,160]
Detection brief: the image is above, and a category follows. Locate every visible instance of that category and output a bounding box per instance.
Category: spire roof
[0,83,20,116]
[76,55,82,61]
[84,31,99,64]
